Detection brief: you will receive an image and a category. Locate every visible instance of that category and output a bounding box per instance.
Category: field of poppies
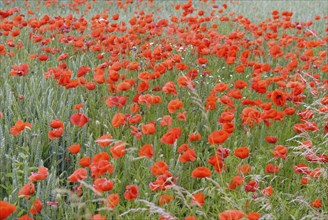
[0,0,328,219]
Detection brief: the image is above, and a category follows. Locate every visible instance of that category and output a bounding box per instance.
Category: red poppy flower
[130,125,142,140]
[246,212,260,220]
[265,164,279,174]
[206,94,218,110]
[234,64,245,73]
[79,157,91,167]
[18,214,33,220]
[229,176,244,190]
[208,130,230,145]
[191,193,205,206]
[234,147,249,159]
[10,63,29,76]
[311,199,322,208]
[188,132,201,142]
[160,115,172,127]
[293,163,310,175]
[137,81,149,93]
[58,53,68,61]
[219,210,244,220]
[141,122,156,135]
[68,144,80,154]
[105,194,120,209]
[48,128,64,140]
[177,144,189,153]
[149,171,176,191]
[30,198,43,215]
[90,159,114,178]
[151,161,169,176]
[228,89,242,99]
[70,113,89,128]
[244,180,258,192]
[68,168,87,182]
[167,98,183,113]
[28,166,48,182]
[18,183,35,199]
[234,80,248,89]
[191,167,211,178]
[309,168,323,178]
[222,122,235,134]
[197,57,208,65]
[271,89,287,106]
[262,186,273,197]
[116,82,131,91]
[38,54,48,61]
[111,113,125,128]
[0,200,16,220]
[48,119,64,140]
[128,114,142,124]
[96,134,112,147]
[264,136,277,144]
[180,148,196,162]
[10,120,32,136]
[92,214,106,220]
[106,96,128,109]
[77,66,90,77]
[216,148,231,159]
[177,111,187,122]
[127,61,139,70]
[162,81,177,95]
[214,83,229,92]
[159,194,174,206]
[73,103,84,111]
[273,145,287,160]
[300,176,310,185]
[218,111,235,123]
[124,185,138,200]
[160,127,182,145]
[93,178,114,192]
[241,107,262,127]
[110,142,126,158]
[238,164,252,175]
[138,144,154,159]
[175,62,188,70]
[185,216,197,220]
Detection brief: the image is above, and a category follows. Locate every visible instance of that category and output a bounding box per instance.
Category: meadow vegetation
[0,0,327,219]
